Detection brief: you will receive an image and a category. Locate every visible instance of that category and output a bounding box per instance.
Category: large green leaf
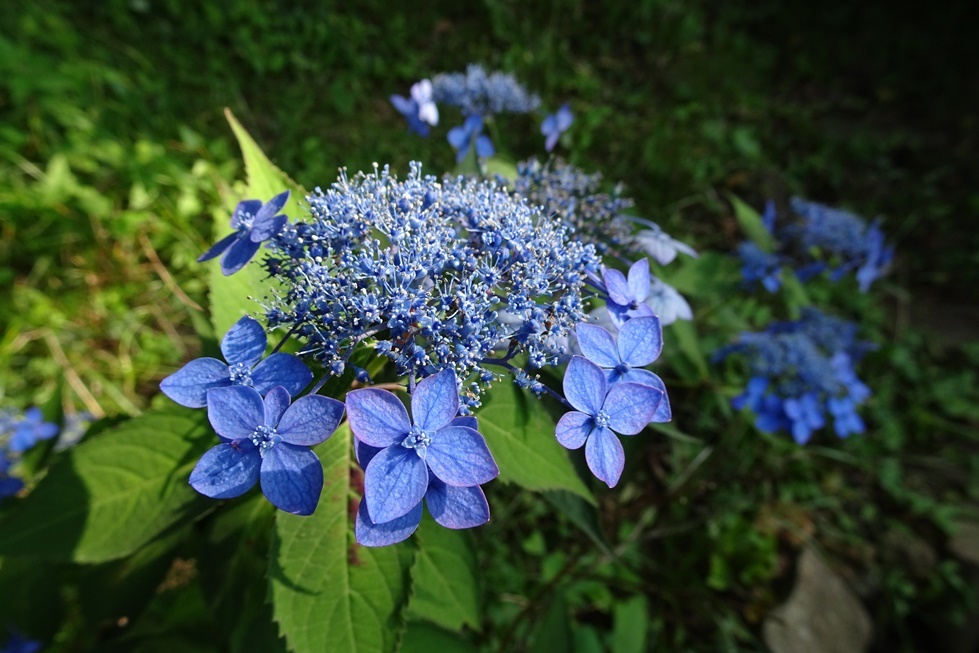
[207,110,308,337]
[269,423,413,653]
[477,382,594,504]
[407,517,480,632]
[0,406,212,563]
[400,622,476,653]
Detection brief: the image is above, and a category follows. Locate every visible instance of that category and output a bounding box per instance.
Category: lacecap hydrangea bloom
[263,161,600,409]
[432,64,540,116]
[717,308,873,443]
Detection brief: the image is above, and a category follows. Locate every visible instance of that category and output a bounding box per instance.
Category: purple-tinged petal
[250,214,287,242]
[451,416,478,430]
[617,316,662,366]
[346,388,412,447]
[603,382,663,435]
[464,115,483,132]
[207,386,264,440]
[189,441,261,499]
[364,446,429,524]
[221,315,268,367]
[260,443,323,515]
[614,369,672,422]
[8,429,35,453]
[390,94,414,116]
[603,268,631,306]
[607,302,655,329]
[585,426,625,488]
[277,395,345,446]
[545,130,559,153]
[35,422,59,441]
[556,104,574,130]
[198,232,240,263]
[412,368,460,432]
[563,356,607,415]
[475,134,495,158]
[230,199,263,229]
[576,323,620,368]
[253,190,290,224]
[426,426,499,486]
[555,411,593,450]
[263,386,291,428]
[541,114,557,137]
[356,441,383,469]
[447,125,469,150]
[220,235,261,276]
[160,357,231,408]
[426,479,490,529]
[250,353,313,398]
[355,499,422,547]
[627,259,651,303]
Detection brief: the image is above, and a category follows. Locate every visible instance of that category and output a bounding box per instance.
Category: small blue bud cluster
[431,64,541,117]
[718,308,873,443]
[0,408,60,500]
[738,198,894,292]
[264,162,600,408]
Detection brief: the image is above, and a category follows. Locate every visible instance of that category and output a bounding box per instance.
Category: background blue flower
[198,190,289,276]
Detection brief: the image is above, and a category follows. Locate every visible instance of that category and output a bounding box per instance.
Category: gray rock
[763,547,872,653]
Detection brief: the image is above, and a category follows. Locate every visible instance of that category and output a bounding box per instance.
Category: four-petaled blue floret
[190,385,344,515]
[556,356,663,487]
[160,315,312,408]
[345,368,499,546]
[198,190,290,276]
[541,104,573,152]
[576,317,672,422]
[390,79,439,136]
[447,115,495,163]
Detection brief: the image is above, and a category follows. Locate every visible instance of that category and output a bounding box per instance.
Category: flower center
[628,300,640,310]
[251,424,280,458]
[594,409,612,428]
[228,362,254,387]
[401,424,432,458]
[614,362,632,376]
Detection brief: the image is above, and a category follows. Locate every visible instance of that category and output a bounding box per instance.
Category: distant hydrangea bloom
[541,104,573,152]
[199,191,290,276]
[346,368,498,545]
[719,308,873,443]
[0,448,24,499]
[432,64,541,116]
[738,241,782,292]
[556,356,663,487]
[447,115,494,162]
[576,317,671,422]
[160,315,312,408]
[0,629,42,653]
[390,79,439,136]
[264,162,599,408]
[511,158,634,256]
[631,222,698,266]
[190,385,344,515]
[7,407,59,453]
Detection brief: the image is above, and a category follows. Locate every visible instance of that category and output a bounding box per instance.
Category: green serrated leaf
[727,193,773,251]
[207,110,309,337]
[408,516,480,632]
[269,423,413,653]
[477,382,594,504]
[0,407,213,563]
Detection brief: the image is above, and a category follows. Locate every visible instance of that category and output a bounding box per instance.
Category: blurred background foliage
[1,0,977,651]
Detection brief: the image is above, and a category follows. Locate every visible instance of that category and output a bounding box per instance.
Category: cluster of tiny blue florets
[431,64,541,116]
[0,407,60,500]
[717,308,873,443]
[738,198,893,292]
[264,162,600,408]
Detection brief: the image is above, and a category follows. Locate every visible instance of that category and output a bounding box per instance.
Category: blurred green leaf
[400,621,476,653]
[408,517,480,632]
[727,193,773,251]
[611,595,649,653]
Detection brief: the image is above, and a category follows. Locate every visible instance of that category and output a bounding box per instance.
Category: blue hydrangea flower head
[541,103,573,152]
[345,368,499,543]
[738,241,782,293]
[198,191,290,275]
[390,79,439,136]
[7,407,59,453]
[576,317,672,422]
[447,115,494,162]
[190,385,344,515]
[432,64,541,116]
[556,356,663,487]
[160,315,312,408]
